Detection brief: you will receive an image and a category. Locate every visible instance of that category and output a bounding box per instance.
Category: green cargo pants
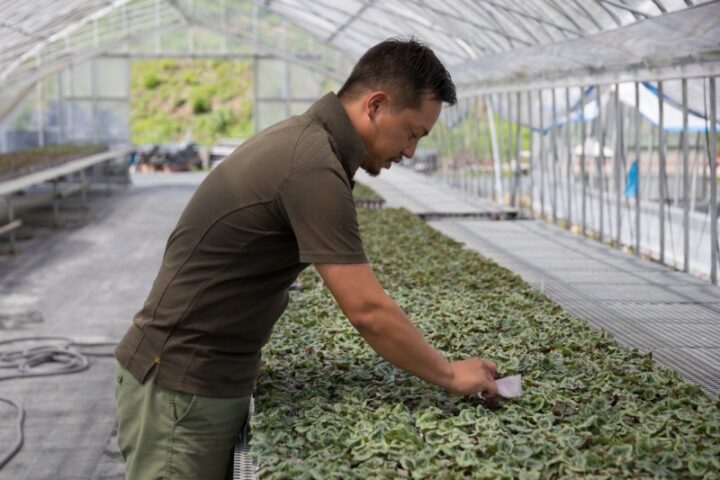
[114,361,251,480]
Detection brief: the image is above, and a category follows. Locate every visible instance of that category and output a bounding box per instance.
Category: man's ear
[366,91,389,121]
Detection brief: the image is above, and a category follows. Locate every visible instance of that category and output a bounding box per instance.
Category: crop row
[253,185,719,479]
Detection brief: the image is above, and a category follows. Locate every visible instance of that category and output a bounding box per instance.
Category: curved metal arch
[416,1,502,56]
[461,0,543,46]
[593,0,625,27]
[478,0,583,37]
[1,0,133,83]
[402,0,532,49]
[598,0,651,20]
[568,0,603,30]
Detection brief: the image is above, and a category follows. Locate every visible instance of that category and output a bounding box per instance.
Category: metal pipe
[252,56,260,134]
[282,21,291,118]
[682,78,690,273]
[527,90,534,218]
[597,84,605,241]
[658,80,666,264]
[483,96,493,198]
[580,85,586,235]
[252,6,260,134]
[458,98,470,192]
[474,97,486,197]
[438,109,448,186]
[453,105,460,188]
[35,55,45,148]
[507,91,514,205]
[710,76,718,284]
[615,83,622,248]
[551,87,558,223]
[539,89,545,218]
[565,86,572,229]
[57,71,65,143]
[514,91,522,209]
[690,132,701,215]
[498,93,505,199]
[487,95,503,201]
[469,97,480,196]
[486,97,494,198]
[466,96,473,193]
[634,81,641,256]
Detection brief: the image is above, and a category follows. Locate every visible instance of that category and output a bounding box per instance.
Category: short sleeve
[276,165,368,264]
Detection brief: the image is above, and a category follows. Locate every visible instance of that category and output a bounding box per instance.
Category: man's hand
[447,358,498,400]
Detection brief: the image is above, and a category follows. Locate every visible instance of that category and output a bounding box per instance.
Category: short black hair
[337,37,457,109]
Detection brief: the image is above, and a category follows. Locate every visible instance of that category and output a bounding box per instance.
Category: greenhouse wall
[425,75,719,283]
[0,56,130,153]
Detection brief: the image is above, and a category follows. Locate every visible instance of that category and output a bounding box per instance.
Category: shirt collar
[307,92,367,183]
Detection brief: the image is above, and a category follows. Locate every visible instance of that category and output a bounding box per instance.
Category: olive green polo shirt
[115,93,368,397]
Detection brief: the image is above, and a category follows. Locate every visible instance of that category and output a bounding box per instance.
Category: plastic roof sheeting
[0,0,719,114]
[264,0,720,91]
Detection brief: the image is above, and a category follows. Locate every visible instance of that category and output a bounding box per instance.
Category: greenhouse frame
[1,1,719,479]
[1,0,718,281]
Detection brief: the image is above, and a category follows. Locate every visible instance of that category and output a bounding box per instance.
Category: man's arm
[315,263,497,398]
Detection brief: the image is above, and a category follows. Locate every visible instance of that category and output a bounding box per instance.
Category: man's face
[360,95,442,177]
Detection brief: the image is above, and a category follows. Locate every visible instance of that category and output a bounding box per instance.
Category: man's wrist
[440,360,455,391]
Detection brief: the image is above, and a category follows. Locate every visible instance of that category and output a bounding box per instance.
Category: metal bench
[0,147,133,253]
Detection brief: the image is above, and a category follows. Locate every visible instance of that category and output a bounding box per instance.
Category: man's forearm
[353,299,455,390]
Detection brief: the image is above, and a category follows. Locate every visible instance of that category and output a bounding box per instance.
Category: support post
[565,87,572,229]
[472,97,482,196]
[682,78,690,273]
[252,5,260,134]
[513,91,522,208]
[658,81,666,264]
[36,54,45,148]
[634,82,641,256]
[580,86,587,236]
[551,88,558,223]
[527,90,534,218]
[597,85,605,242]
[57,64,65,143]
[615,83,623,248]
[506,92,514,205]
[539,90,545,218]
[709,77,718,285]
[495,94,504,196]
[487,97,503,202]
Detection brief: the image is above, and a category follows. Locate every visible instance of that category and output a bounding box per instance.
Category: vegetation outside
[131,59,254,147]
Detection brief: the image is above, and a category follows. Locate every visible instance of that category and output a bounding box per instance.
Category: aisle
[0,172,206,480]
[358,166,720,398]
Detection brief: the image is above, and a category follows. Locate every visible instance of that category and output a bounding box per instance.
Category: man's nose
[402,142,417,159]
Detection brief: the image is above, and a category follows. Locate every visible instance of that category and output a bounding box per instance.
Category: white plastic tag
[495,374,522,398]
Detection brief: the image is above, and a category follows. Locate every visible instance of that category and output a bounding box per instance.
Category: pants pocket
[114,361,124,388]
[171,390,197,425]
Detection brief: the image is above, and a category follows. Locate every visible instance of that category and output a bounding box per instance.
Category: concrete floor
[0,172,205,480]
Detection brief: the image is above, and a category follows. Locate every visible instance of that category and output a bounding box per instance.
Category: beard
[363,165,381,177]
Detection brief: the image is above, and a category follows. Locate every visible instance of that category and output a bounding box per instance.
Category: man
[114,38,498,480]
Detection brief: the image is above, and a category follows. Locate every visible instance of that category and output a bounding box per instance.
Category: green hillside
[130,59,253,146]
